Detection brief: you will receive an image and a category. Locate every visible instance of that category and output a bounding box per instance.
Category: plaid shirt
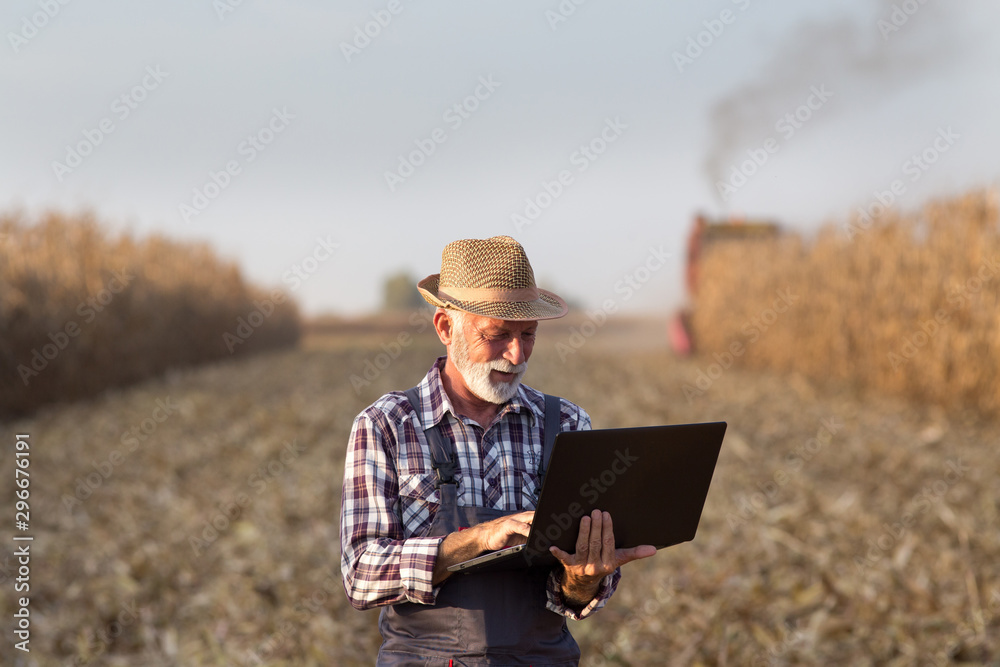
[340,356,620,620]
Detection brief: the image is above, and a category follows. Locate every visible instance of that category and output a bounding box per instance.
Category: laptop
[447,421,727,574]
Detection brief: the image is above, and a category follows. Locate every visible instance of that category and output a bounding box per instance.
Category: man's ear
[432,309,453,346]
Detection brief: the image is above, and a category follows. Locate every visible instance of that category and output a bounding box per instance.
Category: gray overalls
[376,389,581,666]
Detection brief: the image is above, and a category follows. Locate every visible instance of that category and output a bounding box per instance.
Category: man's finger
[503,531,530,548]
[575,515,592,556]
[510,519,531,536]
[549,545,572,566]
[601,511,615,566]
[587,509,603,563]
[616,544,657,566]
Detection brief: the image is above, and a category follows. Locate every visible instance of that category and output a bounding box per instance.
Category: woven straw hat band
[437,286,540,302]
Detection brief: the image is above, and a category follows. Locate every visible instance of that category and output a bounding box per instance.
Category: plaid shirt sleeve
[546,570,621,620]
[340,407,445,611]
[541,400,622,620]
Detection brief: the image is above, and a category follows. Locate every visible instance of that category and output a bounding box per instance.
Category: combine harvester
[668,214,781,356]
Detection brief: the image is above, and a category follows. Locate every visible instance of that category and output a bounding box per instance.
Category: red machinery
[668,214,781,356]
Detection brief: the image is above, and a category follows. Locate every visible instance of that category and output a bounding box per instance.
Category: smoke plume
[704,1,961,202]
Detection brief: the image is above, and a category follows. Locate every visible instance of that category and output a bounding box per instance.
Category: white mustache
[488,360,526,374]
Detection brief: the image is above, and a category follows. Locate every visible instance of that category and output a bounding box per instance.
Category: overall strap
[403,386,457,486]
[405,387,561,485]
[539,393,561,482]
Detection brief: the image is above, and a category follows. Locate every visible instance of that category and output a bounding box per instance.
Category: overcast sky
[3,1,999,316]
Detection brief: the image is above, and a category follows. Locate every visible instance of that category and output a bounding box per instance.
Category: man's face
[449,312,537,404]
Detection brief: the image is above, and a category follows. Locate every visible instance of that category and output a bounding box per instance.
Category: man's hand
[549,509,656,608]
[432,511,534,585]
[479,510,534,551]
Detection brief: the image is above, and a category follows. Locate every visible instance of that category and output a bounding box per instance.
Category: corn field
[0,211,301,418]
[691,189,1000,416]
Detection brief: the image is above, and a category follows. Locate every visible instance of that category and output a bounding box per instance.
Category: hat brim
[417,274,568,321]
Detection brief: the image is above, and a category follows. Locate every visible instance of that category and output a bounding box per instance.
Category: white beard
[449,314,527,405]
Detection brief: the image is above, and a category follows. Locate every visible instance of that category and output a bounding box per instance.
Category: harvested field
[1,318,998,666]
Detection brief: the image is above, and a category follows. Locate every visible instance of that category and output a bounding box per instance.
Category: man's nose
[505,338,526,366]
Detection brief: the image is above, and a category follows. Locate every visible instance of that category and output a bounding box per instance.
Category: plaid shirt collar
[416,356,541,429]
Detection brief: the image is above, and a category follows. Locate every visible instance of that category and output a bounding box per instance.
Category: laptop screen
[523,422,727,561]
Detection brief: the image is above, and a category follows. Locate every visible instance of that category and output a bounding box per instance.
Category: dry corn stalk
[691,189,1000,416]
[0,211,301,417]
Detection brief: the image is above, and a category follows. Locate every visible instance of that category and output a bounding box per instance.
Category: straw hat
[417,236,569,321]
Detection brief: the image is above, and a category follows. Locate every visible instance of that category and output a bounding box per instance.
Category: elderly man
[340,236,654,665]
